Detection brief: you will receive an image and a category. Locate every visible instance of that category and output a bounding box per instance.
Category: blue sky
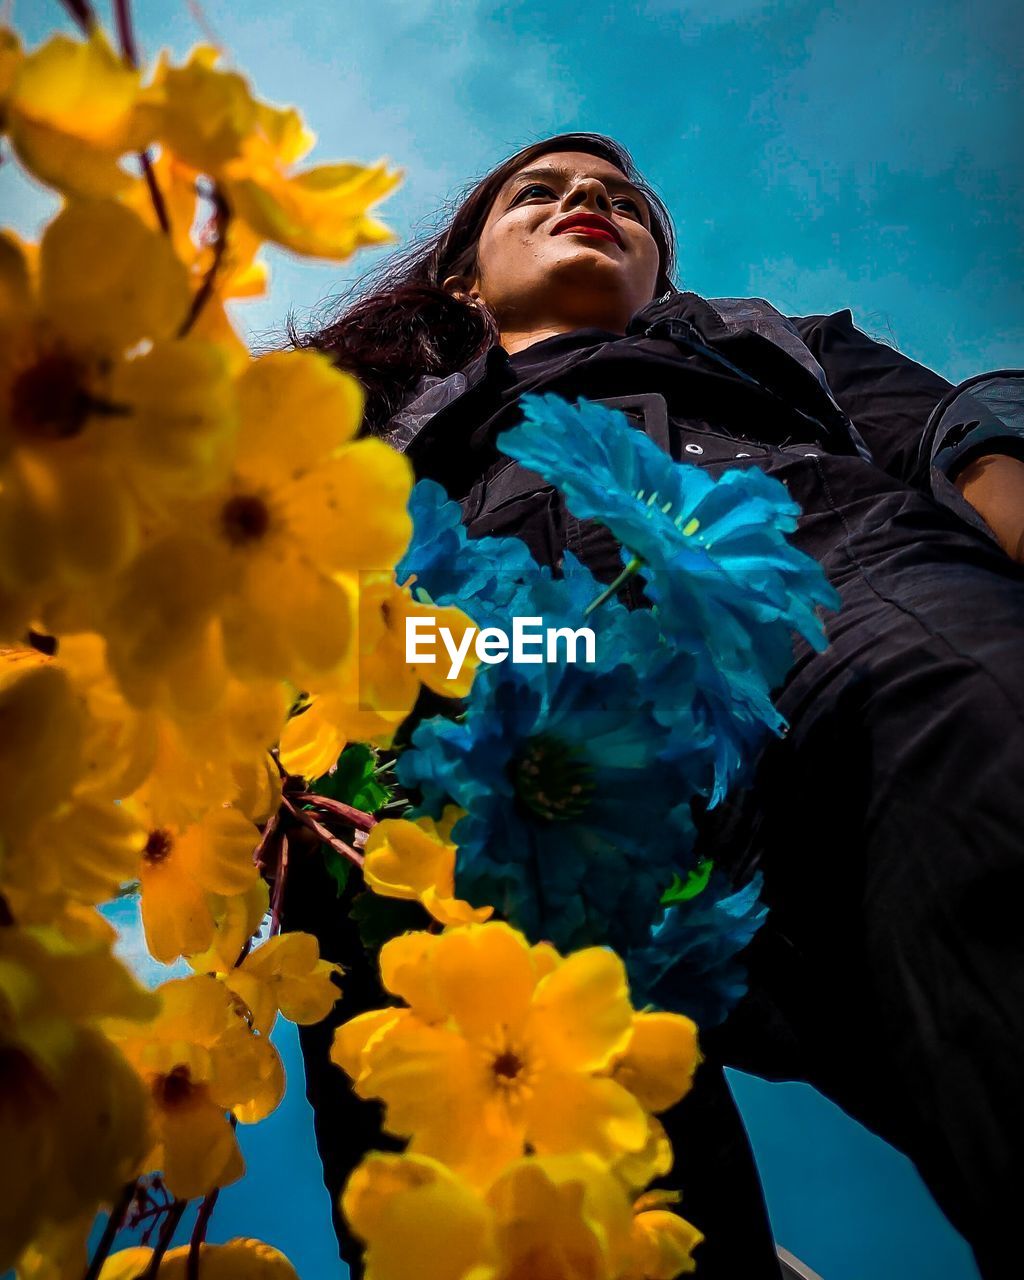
[8,1,1018,1276]
[7,0,1022,384]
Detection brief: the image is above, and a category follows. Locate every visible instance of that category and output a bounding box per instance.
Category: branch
[178,188,230,337]
[279,795,365,869]
[81,1181,138,1280]
[141,1200,188,1279]
[186,1187,220,1280]
[293,793,378,832]
[57,0,96,34]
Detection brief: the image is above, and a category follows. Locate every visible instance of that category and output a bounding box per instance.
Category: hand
[954,454,1024,562]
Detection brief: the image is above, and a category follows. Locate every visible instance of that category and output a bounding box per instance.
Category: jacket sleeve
[788,308,953,485]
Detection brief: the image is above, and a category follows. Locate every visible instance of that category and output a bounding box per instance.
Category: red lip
[552,212,623,248]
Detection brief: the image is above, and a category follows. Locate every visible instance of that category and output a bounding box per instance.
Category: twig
[107,0,172,236]
[293,793,377,831]
[81,1180,138,1280]
[186,1187,220,1280]
[178,189,230,337]
[268,831,290,936]
[141,1200,187,1279]
[112,0,139,65]
[279,795,365,869]
[57,0,96,34]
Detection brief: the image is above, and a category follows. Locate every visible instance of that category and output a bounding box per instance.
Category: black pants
[706,452,1024,1280]
[287,452,1024,1280]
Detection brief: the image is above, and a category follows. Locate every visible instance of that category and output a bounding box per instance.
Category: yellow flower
[228,158,400,263]
[0,645,87,849]
[0,203,236,606]
[3,30,148,197]
[121,803,261,964]
[109,974,284,1199]
[611,1011,700,1114]
[149,47,400,261]
[363,809,492,927]
[0,925,155,1271]
[344,1151,656,1280]
[100,1238,299,1279]
[624,1192,702,1279]
[332,922,649,1185]
[342,1153,494,1280]
[277,574,476,777]
[187,877,270,974]
[102,351,412,700]
[223,931,341,1035]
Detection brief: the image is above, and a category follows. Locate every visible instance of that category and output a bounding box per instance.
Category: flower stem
[141,1200,188,1279]
[583,556,644,617]
[81,1180,138,1280]
[108,0,172,236]
[57,0,96,34]
[186,1187,220,1280]
[178,188,231,336]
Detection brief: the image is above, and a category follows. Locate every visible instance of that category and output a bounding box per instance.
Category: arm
[789,308,952,485]
[954,454,1024,562]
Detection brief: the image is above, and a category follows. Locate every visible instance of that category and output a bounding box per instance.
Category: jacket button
[684,442,704,455]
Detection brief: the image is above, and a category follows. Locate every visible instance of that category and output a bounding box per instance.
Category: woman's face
[451,150,662,338]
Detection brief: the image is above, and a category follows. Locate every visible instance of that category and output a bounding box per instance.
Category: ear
[442,273,483,303]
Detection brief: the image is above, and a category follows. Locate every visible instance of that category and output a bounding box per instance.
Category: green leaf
[312,743,394,813]
[660,858,714,906]
[322,845,353,897]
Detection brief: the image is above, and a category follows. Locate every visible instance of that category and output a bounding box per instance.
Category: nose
[561,177,613,216]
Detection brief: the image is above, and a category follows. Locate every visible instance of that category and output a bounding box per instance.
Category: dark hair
[291,133,678,434]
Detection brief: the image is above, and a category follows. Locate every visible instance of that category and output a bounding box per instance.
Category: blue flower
[626,871,769,1028]
[396,657,694,953]
[397,479,543,627]
[499,394,841,797]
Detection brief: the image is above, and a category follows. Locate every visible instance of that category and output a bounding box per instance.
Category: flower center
[143,829,174,864]
[152,1064,196,1109]
[10,350,94,440]
[512,734,594,822]
[492,1050,525,1082]
[220,493,271,546]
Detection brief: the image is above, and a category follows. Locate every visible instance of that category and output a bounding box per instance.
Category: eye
[612,195,644,218]
[512,183,556,203]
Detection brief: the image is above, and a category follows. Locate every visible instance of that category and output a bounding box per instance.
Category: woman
[285,133,1024,1279]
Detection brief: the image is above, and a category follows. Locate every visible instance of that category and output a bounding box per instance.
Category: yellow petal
[235,350,364,475]
[364,817,454,902]
[140,857,217,964]
[225,160,401,262]
[154,1238,300,1280]
[286,438,412,571]
[277,691,347,779]
[626,1209,702,1279]
[612,1012,700,1114]
[0,655,85,844]
[614,1116,674,1192]
[526,1071,649,1163]
[110,340,239,501]
[152,48,259,173]
[158,1088,244,1199]
[8,31,143,197]
[331,1008,406,1082]
[430,923,536,1044]
[342,1153,493,1280]
[40,200,190,353]
[528,946,634,1072]
[378,931,446,1022]
[174,806,260,897]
